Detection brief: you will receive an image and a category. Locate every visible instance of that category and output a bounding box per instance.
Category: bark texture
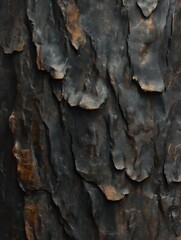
[0,0,181,239]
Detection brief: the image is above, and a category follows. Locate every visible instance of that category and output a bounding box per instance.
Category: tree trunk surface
[0,0,181,239]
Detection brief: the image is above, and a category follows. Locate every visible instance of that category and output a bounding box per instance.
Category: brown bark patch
[58,0,86,49]
[13,145,41,189]
[24,200,41,240]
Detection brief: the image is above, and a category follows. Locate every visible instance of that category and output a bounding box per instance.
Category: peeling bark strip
[27,0,67,79]
[58,0,86,50]
[137,0,159,17]
[0,0,26,53]
[1,0,181,239]
[124,0,169,92]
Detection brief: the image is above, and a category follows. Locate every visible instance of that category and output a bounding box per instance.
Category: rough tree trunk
[0,0,181,239]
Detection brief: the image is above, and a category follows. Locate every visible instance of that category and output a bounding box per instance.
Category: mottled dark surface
[0,0,181,239]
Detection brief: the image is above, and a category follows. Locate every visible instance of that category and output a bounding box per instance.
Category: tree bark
[0,0,181,239]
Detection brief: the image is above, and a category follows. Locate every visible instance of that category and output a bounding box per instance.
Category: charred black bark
[1,0,181,239]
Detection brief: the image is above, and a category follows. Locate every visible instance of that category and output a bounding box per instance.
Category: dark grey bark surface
[0,0,181,239]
